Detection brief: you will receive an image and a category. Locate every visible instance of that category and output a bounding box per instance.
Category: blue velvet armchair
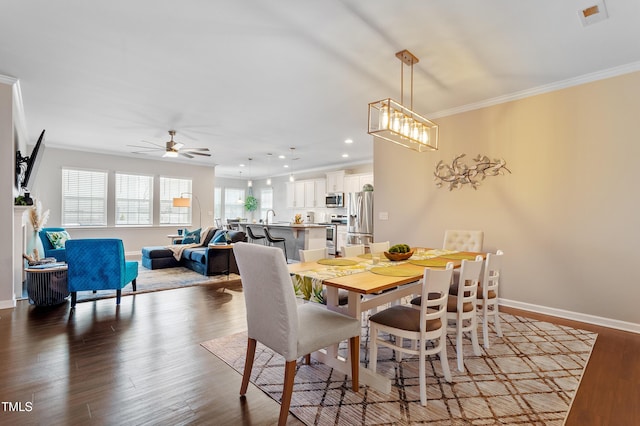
[39,227,68,262]
[66,239,138,307]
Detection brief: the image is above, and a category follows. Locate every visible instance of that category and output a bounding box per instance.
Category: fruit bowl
[384,249,414,261]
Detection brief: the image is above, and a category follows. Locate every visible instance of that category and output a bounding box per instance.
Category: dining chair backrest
[233,242,299,359]
[421,263,454,326]
[299,247,327,262]
[481,250,503,299]
[368,241,390,254]
[443,230,484,252]
[454,255,484,308]
[341,244,364,257]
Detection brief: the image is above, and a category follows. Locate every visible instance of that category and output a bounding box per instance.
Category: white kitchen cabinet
[344,173,374,193]
[304,181,315,207]
[314,179,326,207]
[325,170,345,193]
[285,181,306,208]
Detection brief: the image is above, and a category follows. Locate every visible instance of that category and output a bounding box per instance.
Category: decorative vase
[26,231,45,262]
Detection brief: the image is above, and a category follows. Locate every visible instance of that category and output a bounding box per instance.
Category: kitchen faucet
[265,209,276,225]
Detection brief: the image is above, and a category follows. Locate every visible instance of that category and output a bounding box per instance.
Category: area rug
[76,266,241,302]
[201,313,597,425]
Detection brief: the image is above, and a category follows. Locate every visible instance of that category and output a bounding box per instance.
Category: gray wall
[374,71,640,329]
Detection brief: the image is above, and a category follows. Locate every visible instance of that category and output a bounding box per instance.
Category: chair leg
[482,303,490,349]
[419,343,427,406]
[349,335,360,391]
[71,292,77,308]
[456,317,464,372]
[304,354,311,365]
[494,303,503,337]
[116,289,121,305]
[471,313,482,356]
[279,360,297,426]
[240,338,257,396]
[132,278,137,292]
[439,340,452,383]
[369,324,378,372]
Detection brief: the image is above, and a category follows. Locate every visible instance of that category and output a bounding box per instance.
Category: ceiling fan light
[173,142,184,150]
[163,150,178,158]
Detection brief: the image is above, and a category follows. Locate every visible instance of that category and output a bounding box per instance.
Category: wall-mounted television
[16,129,46,192]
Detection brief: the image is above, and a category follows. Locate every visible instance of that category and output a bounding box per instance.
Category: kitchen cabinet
[344,173,374,193]
[286,182,306,208]
[304,181,315,207]
[325,170,345,193]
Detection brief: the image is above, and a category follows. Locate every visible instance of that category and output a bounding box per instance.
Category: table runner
[317,258,358,266]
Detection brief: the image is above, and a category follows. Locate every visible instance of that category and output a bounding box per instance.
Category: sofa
[141,228,247,276]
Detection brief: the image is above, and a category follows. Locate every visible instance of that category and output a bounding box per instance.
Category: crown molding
[430,61,640,119]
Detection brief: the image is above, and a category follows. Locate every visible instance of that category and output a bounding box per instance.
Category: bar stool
[246,226,266,245]
[263,227,287,262]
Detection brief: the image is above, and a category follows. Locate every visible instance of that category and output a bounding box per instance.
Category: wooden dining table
[288,248,485,392]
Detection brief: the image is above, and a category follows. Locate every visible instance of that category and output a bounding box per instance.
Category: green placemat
[317,258,358,266]
[439,252,480,260]
[409,258,452,267]
[357,253,372,259]
[370,266,420,277]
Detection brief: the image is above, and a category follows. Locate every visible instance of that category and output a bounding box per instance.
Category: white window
[115,173,153,226]
[62,168,108,226]
[160,177,192,225]
[214,187,222,226]
[260,188,273,222]
[224,188,245,222]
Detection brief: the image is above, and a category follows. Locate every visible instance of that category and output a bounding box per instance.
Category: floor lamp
[173,192,201,228]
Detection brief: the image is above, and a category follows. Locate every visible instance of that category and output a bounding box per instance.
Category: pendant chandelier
[368,49,438,152]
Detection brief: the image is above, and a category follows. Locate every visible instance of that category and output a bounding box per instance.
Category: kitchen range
[317,214,346,255]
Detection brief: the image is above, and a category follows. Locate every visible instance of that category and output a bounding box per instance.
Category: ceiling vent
[578,1,609,26]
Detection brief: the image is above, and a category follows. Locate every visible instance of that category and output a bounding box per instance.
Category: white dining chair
[341,244,365,257]
[477,250,504,348]
[233,242,361,425]
[369,264,454,406]
[442,230,484,252]
[446,256,484,372]
[299,247,328,262]
[368,241,390,254]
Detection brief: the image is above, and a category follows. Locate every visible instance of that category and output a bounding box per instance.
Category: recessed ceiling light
[239,163,246,167]
[345,139,353,144]
[278,155,285,159]
[284,164,289,168]
[342,153,349,158]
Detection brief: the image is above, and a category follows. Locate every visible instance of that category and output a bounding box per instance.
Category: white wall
[30,147,216,253]
[1,82,15,307]
[374,71,640,328]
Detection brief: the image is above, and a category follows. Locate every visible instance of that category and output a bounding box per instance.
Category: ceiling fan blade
[139,140,166,149]
[185,151,211,157]
[183,147,210,152]
[179,152,194,159]
[128,144,163,151]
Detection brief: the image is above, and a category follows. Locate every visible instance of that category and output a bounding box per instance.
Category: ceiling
[2,0,640,179]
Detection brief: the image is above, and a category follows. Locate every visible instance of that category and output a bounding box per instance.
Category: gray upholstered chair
[477,250,504,348]
[299,247,327,262]
[233,242,360,425]
[442,230,484,252]
[369,263,454,406]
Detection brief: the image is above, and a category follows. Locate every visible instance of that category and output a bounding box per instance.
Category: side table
[208,243,234,275]
[25,264,69,306]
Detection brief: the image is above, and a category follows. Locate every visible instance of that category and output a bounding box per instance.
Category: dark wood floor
[0,284,637,425]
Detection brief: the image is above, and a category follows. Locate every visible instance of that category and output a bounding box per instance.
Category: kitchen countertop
[239,222,328,228]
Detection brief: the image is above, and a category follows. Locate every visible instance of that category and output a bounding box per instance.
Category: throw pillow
[211,230,229,244]
[46,230,71,249]
[181,228,201,244]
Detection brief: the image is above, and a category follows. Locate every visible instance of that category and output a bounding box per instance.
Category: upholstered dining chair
[369,264,454,406]
[368,241,390,255]
[233,242,360,425]
[477,250,504,348]
[445,256,484,372]
[341,244,365,257]
[66,239,138,308]
[299,247,327,262]
[442,230,484,252]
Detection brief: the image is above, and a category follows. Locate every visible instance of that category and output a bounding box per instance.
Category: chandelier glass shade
[368,49,438,152]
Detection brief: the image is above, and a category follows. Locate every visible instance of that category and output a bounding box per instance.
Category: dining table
[288,247,485,393]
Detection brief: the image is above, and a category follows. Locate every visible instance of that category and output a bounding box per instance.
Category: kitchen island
[238,222,326,262]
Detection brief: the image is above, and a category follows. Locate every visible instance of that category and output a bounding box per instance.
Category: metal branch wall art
[434,154,511,190]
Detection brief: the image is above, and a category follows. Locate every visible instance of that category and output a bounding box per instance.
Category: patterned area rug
[76,266,241,302]
[201,313,597,425]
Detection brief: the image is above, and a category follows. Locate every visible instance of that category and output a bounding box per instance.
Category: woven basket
[383,249,414,261]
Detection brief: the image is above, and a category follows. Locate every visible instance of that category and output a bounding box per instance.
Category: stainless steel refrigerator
[346,191,373,246]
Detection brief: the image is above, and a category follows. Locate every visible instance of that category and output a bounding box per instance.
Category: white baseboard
[500,298,640,334]
[0,299,17,310]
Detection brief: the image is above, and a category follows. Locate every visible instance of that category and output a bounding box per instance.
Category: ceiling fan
[129,130,211,159]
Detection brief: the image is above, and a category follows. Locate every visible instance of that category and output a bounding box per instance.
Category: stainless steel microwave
[325,192,344,208]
